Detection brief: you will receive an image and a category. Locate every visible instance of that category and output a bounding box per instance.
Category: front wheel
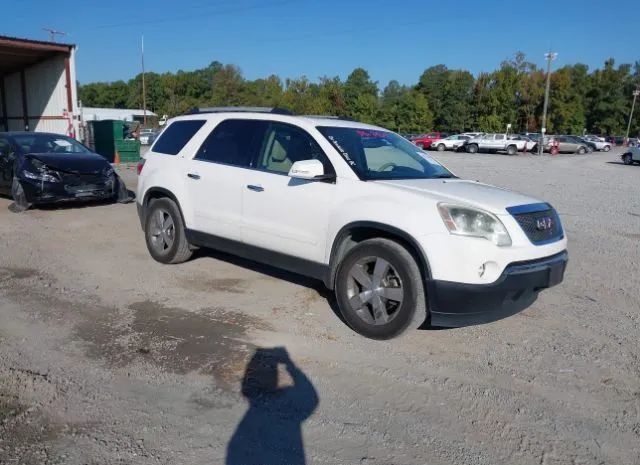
[623,154,633,165]
[335,238,427,340]
[466,144,479,154]
[603,145,611,152]
[577,146,586,155]
[437,143,445,152]
[10,177,31,212]
[144,197,193,264]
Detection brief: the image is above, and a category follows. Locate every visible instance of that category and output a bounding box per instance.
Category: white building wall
[2,50,76,136]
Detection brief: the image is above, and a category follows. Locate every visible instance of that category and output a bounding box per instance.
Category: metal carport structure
[0,35,78,136]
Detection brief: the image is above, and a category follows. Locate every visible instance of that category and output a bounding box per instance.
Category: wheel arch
[141,187,187,228]
[326,221,432,290]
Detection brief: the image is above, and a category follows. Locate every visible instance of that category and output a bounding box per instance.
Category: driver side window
[257,123,333,176]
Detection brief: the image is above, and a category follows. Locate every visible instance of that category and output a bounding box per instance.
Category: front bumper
[427,251,568,328]
[21,175,116,204]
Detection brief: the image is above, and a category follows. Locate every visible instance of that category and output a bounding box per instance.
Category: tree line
[79,52,640,135]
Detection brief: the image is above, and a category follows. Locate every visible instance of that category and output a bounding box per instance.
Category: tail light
[137,158,146,175]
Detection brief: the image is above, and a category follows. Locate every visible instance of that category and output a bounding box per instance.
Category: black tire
[577,146,586,155]
[506,144,517,155]
[334,238,427,340]
[603,145,611,152]
[10,177,30,212]
[437,143,445,152]
[466,144,479,154]
[144,197,193,264]
[623,154,632,165]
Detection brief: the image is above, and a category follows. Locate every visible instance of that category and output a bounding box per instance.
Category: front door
[242,122,336,264]
[0,136,15,193]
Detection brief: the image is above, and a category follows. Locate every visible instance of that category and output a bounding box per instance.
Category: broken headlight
[23,159,61,183]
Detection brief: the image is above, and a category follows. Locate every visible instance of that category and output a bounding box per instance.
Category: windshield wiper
[431,174,456,179]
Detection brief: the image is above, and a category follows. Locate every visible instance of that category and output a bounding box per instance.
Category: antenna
[43,28,67,42]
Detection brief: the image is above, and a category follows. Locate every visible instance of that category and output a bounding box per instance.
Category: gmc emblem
[536,217,553,231]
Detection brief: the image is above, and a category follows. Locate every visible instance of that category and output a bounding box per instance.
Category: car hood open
[25,152,110,175]
[376,178,543,215]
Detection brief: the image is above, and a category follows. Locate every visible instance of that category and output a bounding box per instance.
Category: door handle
[187,173,200,180]
[247,184,264,192]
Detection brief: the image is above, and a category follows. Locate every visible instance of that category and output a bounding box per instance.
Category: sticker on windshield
[53,139,72,147]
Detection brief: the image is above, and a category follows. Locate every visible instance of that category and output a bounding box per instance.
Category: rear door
[493,133,506,150]
[242,121,336,263]
[479,134,494,150]
[183,119,267,242]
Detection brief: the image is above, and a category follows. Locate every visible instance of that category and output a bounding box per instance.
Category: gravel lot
[0,149,639,465]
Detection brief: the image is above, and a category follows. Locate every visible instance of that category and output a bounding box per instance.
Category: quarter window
[195,119,267,168]
[153,120,206,155]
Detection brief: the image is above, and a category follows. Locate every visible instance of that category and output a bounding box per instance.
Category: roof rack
[186,106,293,115]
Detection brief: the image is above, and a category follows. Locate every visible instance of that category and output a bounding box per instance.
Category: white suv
[136,108,568,340]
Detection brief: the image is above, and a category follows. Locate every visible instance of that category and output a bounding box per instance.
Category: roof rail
[303,114,356,122]
[186,106,293,115]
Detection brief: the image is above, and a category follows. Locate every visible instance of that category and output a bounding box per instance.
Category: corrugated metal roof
[82,107,158,120]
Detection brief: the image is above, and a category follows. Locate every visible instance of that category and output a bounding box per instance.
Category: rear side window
[153,120,206,155]
[195,119,267,168]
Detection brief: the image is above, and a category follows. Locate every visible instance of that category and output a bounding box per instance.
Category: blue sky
[6,0,639,86]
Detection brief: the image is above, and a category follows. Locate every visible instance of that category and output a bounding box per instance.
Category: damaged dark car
[0,132,132,212]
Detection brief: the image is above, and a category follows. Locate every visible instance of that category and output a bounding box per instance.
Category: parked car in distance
[140,129,158,146]
[583,135,611,151]
[622,147,640,165]
[411,132,442,149]
[569,136,596,153]
[430,134,470,151]
[136,108,568,340]
[464,133,524,155]
[545,136,590,154]
[0,132,130,211]
[508,135,537,152]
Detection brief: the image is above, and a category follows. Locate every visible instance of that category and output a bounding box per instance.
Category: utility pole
[625,89,639,142]
[141,35,147,128]
[538,51,557,155]
[43,28,67,42]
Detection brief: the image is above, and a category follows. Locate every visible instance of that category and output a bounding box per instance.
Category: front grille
[60,172,105,186]
[508,205,563,245]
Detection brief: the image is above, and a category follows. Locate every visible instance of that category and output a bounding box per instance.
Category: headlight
[438,203,512,246]
[23,159,61,183]
[104,167,115,177]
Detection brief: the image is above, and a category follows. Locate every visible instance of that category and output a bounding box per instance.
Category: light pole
[625,89,639,142]
[538,51,558,155]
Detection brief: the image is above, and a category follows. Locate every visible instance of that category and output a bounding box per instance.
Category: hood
[25,152,110,175]
[376,178,542,215]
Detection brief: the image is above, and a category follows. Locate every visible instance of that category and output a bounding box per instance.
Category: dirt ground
[0,149,639,465]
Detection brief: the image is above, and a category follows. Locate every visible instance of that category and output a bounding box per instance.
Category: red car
[411,132,442,149]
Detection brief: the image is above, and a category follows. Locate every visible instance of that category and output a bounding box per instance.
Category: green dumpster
[115,140,141,163]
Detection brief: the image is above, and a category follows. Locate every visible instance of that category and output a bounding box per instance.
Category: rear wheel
[577,146,586,155]
[144,197,192,264]
[603,145,611,152]
[623,153,633,165]
[466,144,479,154]
[335,238,427,340]
[437,143,445,152]
[506,144,517,155]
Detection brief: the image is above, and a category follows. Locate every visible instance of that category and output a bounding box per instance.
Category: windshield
[12,134,91,155]
[318,127,454,180]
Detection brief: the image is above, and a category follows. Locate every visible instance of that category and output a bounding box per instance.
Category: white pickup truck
[464,134,529,155]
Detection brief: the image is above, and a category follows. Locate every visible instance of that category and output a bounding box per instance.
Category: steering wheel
[378,162,397,172]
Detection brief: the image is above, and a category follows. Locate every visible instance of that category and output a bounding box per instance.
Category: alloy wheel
[149,208,175,253]
[346,256,404,325]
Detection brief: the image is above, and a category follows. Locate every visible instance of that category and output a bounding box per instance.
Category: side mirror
[288,159,334,181]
